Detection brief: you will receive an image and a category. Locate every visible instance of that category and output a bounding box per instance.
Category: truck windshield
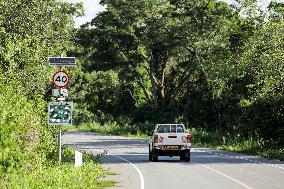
[157,125,170,133]
[157,125,184,133]
[170,125,176,133]
[177,125,184,133]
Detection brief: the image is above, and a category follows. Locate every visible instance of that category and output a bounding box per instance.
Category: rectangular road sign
[52,89,68,97]
[48,57,76,66]
[61,89,68,97]
[52,89,60,97]
[48,102,73,125]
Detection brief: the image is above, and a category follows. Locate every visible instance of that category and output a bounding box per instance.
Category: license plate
[164,146,179,150]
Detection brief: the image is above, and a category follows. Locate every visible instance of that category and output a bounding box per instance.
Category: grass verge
[67,121,148,139]
[189,128,284,161]
[0,148,116,189]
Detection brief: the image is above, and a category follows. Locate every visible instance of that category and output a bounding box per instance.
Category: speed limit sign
[52,71,70,88]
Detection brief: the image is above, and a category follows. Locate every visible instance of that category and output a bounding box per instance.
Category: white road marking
[273,165,283,169]
[112,155,145,189]
[205,150,284,171]
[68,143,145,189]
[91,148,145,189]
[194,162,253,189]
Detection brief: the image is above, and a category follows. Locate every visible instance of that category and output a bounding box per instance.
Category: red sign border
[52,70,70,88]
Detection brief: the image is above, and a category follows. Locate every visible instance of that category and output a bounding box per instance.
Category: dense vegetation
[71,0,284,160]
[0,0,283,187]
[0,0,113,188]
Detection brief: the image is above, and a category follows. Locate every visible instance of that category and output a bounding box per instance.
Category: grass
[70,122,284,161]
[1,163,114,189]
[189,128,284,161]
[67,121,149,139]
[0,148,116,189]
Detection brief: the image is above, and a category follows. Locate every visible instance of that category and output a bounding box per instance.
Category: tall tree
[88,0,234,111]
[0,0,83,96]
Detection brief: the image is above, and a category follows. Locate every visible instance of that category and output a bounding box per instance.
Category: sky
[65,0,105,28]
[65,0,281,28]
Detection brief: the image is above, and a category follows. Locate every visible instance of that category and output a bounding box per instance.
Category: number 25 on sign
[52,71,70,88]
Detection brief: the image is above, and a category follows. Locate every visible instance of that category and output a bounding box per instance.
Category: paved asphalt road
[63,131,284,189]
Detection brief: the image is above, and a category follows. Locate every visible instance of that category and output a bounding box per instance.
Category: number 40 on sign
[52,71,70,88]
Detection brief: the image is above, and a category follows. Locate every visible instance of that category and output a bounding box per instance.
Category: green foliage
[189,128,284,161]
[1,149,115,189]
[71,0,284,161]
[71,70,122,124]
[0,81,39,173]
[0,0,82,172]
[0,1,111,188]
[0,73,67,182]
[77,0,235,111]
[0,0,83,96]
[0,80,113,186]
[72,120,151,139]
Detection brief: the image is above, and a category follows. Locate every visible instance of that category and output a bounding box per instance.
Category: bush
[0,82,42,173]
[189,127,284,161]
[0,149,115,189]
[0,80,114,188]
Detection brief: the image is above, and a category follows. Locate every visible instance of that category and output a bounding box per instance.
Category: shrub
[0,82,42,173]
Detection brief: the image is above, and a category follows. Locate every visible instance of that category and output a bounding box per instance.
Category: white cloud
[65,0,105,28]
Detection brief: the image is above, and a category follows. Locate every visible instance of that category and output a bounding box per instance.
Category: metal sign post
[47,55,76,165]
[58,125,62,165]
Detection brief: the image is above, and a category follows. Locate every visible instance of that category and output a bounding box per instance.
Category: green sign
[48,102,72,125]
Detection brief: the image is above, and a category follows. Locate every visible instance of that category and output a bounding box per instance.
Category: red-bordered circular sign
[52,71,70,88]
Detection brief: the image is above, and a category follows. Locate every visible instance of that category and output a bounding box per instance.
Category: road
[63,131,284,189]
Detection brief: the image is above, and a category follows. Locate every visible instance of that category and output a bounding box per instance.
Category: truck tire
[153,156,158,162]
[152,150,158,162]
[184,149,190,162]
[180,154,185,161]
[149,145,153,161]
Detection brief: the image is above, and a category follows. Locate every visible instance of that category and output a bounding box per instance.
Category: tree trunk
[149,51,159,109]
[169,56,197,107]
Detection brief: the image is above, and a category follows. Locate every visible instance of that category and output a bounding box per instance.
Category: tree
[87,0,234,111]
[0,0,83,96]
[0,0,83,173]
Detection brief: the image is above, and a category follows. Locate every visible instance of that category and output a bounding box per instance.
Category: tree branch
[169,54,197,106]
[142,65,150,75]
[125,88,137,101]
[137,75,152,103]
[149,49,159,108]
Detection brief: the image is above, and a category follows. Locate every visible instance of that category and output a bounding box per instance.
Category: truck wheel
[184,150,190,162]
[152,150,158,162]
[180,155,185,161]
[153,156,158,162]
[149,145,153,161]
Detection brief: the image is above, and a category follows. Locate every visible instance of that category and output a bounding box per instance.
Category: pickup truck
[148,124,192,162]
